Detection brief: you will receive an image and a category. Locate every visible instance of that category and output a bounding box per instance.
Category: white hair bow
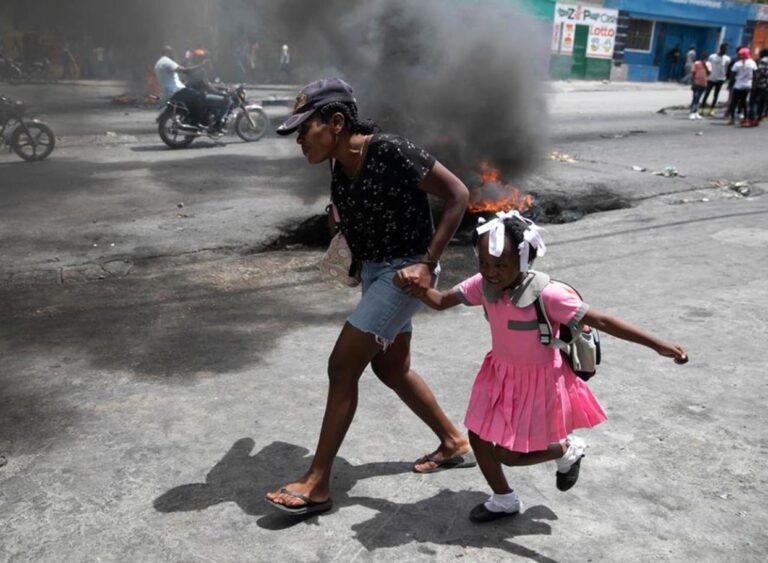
[475,210,546,272]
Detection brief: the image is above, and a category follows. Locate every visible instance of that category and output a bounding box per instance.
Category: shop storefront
[747,5,768,58]
[549,2,619,80]
[603,0,753,82]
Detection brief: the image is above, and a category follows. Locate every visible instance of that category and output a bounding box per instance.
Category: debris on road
[601,130,647,139]
[101,260,133,277]
[632,165,646,172]
[551,151,577,163]
[710,179,753,197]
[654,166,684,177]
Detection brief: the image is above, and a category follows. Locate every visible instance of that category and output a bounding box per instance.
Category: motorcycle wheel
[158,110,195,148]
[11,122,56,161]
[235,108,268,142]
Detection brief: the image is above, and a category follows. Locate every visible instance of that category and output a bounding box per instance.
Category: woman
[266,78,472,515]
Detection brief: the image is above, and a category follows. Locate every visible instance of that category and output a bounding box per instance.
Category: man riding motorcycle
[176,49,230,133]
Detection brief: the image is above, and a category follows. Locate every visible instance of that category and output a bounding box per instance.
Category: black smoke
[257,0,548,178]
[3,0,548,178]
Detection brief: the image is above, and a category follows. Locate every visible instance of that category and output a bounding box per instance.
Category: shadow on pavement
[153,438,410,518]
[0,265,347,380]
[348,490,559,563]
[154,438,559,562]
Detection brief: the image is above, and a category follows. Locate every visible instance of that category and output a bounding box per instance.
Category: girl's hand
[656,343,689,364]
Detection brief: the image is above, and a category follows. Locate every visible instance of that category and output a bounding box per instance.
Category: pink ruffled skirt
[464,351,607,453]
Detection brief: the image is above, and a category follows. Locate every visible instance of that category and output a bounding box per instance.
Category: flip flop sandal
[266,487,333,516]
[412,451,477,474]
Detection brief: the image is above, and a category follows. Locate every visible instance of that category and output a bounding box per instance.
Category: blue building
[603,0,754,82]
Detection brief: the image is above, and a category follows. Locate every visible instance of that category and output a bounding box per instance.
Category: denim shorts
[347,256,440,347]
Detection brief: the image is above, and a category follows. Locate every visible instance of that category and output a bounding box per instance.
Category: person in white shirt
[700,43,730,116]
[727,47,757,125]
[154,46,187,101]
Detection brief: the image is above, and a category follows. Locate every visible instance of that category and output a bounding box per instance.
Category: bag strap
[533,297,553,346]
[328,158,341,222]
[533,288,571,352]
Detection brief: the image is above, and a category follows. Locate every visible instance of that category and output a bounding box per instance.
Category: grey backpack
[533,282,601,381]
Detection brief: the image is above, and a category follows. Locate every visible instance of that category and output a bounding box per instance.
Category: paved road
[1,80,767,562]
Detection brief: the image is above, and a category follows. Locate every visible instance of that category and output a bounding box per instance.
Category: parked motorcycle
[0,56,24,84]
[156,85,268,148]
[0,95,55,161]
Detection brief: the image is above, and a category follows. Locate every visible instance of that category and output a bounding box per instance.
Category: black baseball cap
[276,77,356,135]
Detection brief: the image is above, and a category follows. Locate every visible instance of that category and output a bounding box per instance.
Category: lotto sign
[588,25,616,59]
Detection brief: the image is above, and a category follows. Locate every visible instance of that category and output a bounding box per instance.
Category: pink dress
[456,271,607,453]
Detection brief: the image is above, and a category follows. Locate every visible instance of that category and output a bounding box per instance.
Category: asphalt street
[1,80,767,562]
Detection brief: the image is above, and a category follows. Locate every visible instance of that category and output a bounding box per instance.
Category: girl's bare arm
[420,288,463,311]
[582,307,688,364]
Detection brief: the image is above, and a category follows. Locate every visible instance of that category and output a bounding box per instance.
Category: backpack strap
[532,297,553,346]
[533,292,570,352]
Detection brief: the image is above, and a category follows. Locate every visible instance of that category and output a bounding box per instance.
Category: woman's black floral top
[330,133,436,262]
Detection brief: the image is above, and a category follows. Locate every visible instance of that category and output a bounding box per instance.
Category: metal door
[571,24,589,79]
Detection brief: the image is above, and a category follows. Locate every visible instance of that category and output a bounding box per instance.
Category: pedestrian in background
[746,49,768,127]
[724,45,742,119]
[666,45,681,82]
[700,43,730,116]
[682,44,696,84]
[279,44,290,81]
[727,47,756,126]
[689,51,709,120]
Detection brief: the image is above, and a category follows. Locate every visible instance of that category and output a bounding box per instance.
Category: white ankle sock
[485,491,520,513]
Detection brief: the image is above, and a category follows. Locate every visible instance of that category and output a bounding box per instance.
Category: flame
[468,160,535,214]
[479,160,501,184]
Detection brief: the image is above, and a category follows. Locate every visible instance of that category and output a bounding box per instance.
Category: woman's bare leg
[371,331,470,472]
[266,322,381,507]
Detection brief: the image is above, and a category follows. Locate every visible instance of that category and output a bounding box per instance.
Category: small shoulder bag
[318,202,360,287]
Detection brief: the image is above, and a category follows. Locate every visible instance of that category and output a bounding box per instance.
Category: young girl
[396,211,688,523]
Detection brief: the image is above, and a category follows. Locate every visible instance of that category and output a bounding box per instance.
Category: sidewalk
[1,193,766,562]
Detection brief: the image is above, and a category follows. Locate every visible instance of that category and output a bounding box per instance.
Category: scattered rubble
[551,150,577,163]
[654,166,684,177]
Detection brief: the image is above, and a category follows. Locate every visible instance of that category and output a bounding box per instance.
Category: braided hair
[472,216,538,266]
[317,101,381,134]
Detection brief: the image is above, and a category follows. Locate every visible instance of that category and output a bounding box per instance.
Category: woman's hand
[655,342,689,364]
[393,263,431,296]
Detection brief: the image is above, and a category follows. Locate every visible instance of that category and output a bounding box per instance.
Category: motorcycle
[156,84,269,148]
[0,95,56,161]
[0,56,24,84]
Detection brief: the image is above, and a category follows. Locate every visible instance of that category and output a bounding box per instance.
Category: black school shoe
[556,455,583,491]
[469,502,521,523]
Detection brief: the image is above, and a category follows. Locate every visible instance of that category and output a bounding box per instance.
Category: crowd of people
[687,43,768,127]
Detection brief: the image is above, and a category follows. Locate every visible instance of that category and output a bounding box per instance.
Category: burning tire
[234,108,268,142]
[158,109,195,148]
[11,122,55,161]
